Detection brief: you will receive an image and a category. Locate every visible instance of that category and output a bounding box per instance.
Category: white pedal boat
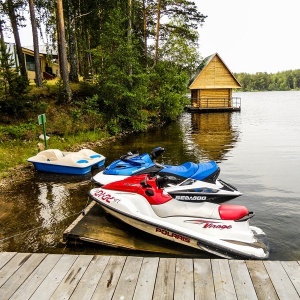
[27,148,105,175]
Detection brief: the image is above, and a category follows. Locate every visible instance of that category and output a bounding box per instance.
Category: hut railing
[190,97,241,109]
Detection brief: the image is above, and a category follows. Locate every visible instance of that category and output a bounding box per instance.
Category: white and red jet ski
[89,174,269,259]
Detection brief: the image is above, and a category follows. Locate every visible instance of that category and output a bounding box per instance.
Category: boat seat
[78,149,101,159]
[190,161,219,181]
[159,161,219,181]
[152,199,220,219]
[38,149,64,161]
[160,162,199,178]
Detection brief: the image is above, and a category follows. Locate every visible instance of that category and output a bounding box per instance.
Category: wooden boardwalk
[0,253,299,299]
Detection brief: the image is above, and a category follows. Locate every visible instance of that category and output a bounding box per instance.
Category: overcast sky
[197,0,300,74]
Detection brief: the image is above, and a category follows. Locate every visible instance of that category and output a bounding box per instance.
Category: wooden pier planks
[0,252,300,300]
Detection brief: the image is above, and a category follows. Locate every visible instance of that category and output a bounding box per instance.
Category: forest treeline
[1,1,299,139]
[0,0,207,136]
[235,70,300,91]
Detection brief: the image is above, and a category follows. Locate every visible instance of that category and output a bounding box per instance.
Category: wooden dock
[0,252,299,299]
[185,106,241,113]
[63,201,206,257]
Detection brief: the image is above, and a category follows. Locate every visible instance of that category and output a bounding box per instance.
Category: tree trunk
[66,0,79,83]
[142,0,147,64]
[56,0,72,102]
[154,0,161,66]
[7,0,28,83]
[28,0,43,87]
[0,20,9,95]
[128,0,132,76]
[68,21,79,82]
[0,19,4,41]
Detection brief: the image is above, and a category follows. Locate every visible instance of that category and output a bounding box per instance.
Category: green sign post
[38,113,48,149]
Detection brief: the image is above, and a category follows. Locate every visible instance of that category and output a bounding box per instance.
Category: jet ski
[92,147,242,203]
[89,174,269,259]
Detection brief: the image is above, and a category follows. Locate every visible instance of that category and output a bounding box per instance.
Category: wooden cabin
[188,53,242,112]
[5,43,59,82]
[23,46,60,81]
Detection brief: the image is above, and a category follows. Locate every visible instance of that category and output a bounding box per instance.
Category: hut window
[25,54,35,71]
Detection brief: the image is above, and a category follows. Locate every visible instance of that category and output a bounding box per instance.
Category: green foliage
[1,0,201,136]
[90,4,193,132]
[235,70,300,91]
[0,122,39,141]
[148,62,189,121]
[0,40,29,117]
[159,18,201,76]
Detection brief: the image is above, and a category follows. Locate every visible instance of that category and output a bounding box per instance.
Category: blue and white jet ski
[93,147,242,203]
[90,174,269,259]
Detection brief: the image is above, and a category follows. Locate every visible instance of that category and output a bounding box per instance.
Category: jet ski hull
[94,172,242,203]
[89,187,269,259]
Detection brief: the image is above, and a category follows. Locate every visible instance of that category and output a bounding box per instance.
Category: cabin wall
[27,70,36,80]
[190,88,232,107]
[51,63,60,77]
[200,89,231,107]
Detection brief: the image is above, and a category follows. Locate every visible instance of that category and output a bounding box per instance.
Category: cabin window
[25,54,35,71]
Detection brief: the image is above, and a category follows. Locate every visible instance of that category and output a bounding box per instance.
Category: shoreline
[0,136,119,190]
[0,122,166,190]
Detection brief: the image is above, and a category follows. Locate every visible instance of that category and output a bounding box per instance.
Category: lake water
[1,91,300,260]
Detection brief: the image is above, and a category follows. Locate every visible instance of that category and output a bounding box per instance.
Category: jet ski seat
[151,199,221,219]
[152,199,250,221]
[161,162,199,178]
[159,161,219,182]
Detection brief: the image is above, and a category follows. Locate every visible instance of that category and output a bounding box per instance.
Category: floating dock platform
[63,201,204,256]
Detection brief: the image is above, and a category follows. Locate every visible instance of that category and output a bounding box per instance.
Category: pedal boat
[27,148,105,175]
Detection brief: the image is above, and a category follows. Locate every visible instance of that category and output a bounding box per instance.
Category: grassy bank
[0,80,109,179]
[0,130,110,179]
[0,74,180,181]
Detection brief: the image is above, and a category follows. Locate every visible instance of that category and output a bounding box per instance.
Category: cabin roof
[22,44,58,56]
[189,53,241,89]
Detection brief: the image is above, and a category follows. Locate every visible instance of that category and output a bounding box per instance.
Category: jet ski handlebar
[140,174,180,189]
[119,151,144,166]
[120,151,139,161]
[149,147,165,160]
[156,175,180,188]
[119,147,165,166]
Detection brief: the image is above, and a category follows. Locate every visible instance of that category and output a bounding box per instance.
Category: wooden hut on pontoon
[187,53,242,112]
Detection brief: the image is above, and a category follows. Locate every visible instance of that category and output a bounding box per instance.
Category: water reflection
[0,173,94,253]
[37,183,70,229]
[180,112,240,162]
